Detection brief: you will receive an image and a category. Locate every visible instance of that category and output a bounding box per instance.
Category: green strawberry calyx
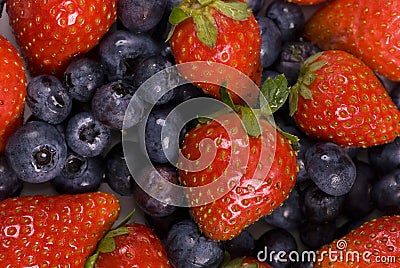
[288,51,328,116]
[167,0,251,47]
[220,252,259,267]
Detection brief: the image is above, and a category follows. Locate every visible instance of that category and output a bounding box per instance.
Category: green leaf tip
[260,74,290,115]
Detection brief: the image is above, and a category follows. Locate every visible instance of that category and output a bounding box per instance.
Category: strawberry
[178,77,298,241]
[222,256,272,267]
[4,0,117,77]
[289,50,400,147]
[0,34,26,154]
[303,0,400,81]
[314,215,400,267]
[90,222,171,268]
[168,0,262,103]
[0,192,120,267]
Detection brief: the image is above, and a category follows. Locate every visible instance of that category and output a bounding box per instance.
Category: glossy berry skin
[94,223,171,268]
[65,112,111,157]
[223,229,255,258]
[64,57,106,102]
[368,137,400,177]
[117,0,167,33]
[255,228,297,268]
[0,192,119,267]
[300,221,337,250]
[257,16,282,69]
[304,142,356,196]
[5,121,67,183]
[304,0,400,81]
[0,156,23,201]
[264,0,305,42]
[178,113,297,241]
[315,215,400,267]
[169,0,262,103]
[26,74,72,124]
[290,50,400,148]
[5,0,117,77]
[372,169,400,215]
[165,219,224,268]
[52,152,105,194]
[91,80,146,130]
[0,35,27,154]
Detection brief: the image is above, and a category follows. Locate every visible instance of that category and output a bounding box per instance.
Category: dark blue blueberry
[26,75,72,124]
[299,221,337,250]
[98,30,161,81]
[368,137,400,177]
[300,183,345,223]
[292,261,314,268]
[52,151,104,194]
[5,121,67,183]
[371,169,400,215]
[133,55,177,105]
[264,186,304,229]
[305,142,356,196]
[133,164,179,217]
[257,16,282,68]
[0,156,23,201]
[105,142,139,196]
[254,228,297,268]
[223,229,255,258]
[139,105,184,164]
[247,0,265,14]
[117,0,167,33]
[171,83,206,105]
[342,160,377,219]
[273,41,320,86]
[65,112,111,157]
[165,219,224,268]
[64,57,106,102]
[390,84,400,110]
[149,0,180,42]
[91,80,146,130]
[264,0,305,42]
[335,219,367,239]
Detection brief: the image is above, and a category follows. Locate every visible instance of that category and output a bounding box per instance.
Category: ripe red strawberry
[289,50,400,147]
[178,80,298,241]
[0,34,26,154]
[314,215,400,267]
[304,0,400,81]
[222,256,272,267]
[91,223,171,267]
[0,192,120,267]
[168,0,262,103]
[4,0,117,77]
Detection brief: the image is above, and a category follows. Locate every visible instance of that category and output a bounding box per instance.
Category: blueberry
[342,160,377,219]
[139,105,184,164]
[257,16,282,68]
[254,228,297,268]
[368,137,400,177]
[299,221,337,250]
[165,219,224,268]
[292,261,314,268]
[91,80,146,130]
[305,142,356,196]
[223,229,255,258]
[0,156,23,201]
[52,151,104,194]
[247,0,266,14]
[133,55,177,105]
[105,142,139,196]
[65,112,111,157]
[390,84,400,110]
[264,0,305,42]
[371,169,400,215]
[5,121,67,183]
[98,30,161,81]
[26,75,72,124]
[171,83,206,105]
[264,186,304,229]
[64,57,106,102]
[133,164,179,217]
[335,219,366,239]
[149,0,180,42]
[300,183,345,223]
[273,41,320,86]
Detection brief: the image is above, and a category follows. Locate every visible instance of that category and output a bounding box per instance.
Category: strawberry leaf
[169,7,190,25]
[260,74,289,114]
[219,82,237,111]
[211,0,251,21]
[289,86,299,116]
[239,106,262,138]
[192,10,218,47]
[84,252,99,268]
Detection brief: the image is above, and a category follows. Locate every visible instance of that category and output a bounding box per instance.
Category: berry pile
[0,0,400,267]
